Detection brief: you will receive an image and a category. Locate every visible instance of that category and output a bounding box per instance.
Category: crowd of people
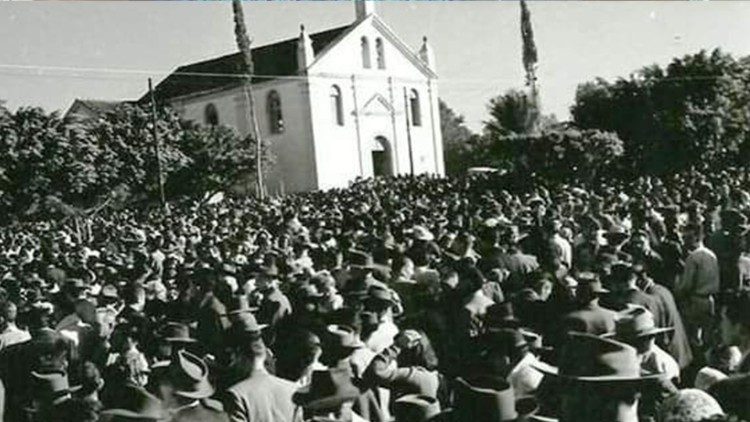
[0,168,749,422]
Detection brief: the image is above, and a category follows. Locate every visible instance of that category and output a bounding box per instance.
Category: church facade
[146,1,444,193]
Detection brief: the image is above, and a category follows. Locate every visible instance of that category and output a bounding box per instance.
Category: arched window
[330,85,344,126]
[204,103,219,126]
[376,38,386,69]
[267,90,284,134]
[361,36,371,69]
[409,89,422,127]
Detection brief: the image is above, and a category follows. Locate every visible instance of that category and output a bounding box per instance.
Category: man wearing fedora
[559,272,617,339]
[606,306,680,419]
[453,376,538,422]
[256,256,292,329]
[292,368,366,422]
[533,332,665,422]
[100,384,166,422]
[709,291,750,420]
[159,350,228,422]
[393,394,442,422]
[224,319,298,422]
[194,268,231,355]
[601,262,661,321]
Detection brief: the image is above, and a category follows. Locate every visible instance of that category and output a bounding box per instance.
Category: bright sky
[1,1,749,132]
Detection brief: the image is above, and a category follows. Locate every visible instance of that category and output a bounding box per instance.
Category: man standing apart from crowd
[676,224,720,349]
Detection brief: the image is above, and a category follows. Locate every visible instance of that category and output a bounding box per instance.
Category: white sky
[1,1,749,132]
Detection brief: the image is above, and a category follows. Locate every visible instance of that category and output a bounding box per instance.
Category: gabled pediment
[359,93,393,117]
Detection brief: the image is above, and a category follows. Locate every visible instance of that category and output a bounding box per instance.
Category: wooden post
[148,78,167,211]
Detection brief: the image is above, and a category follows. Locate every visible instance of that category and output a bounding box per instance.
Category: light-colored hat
[694,367,728,391]
[659,389,724,422]
[411,225,435,242]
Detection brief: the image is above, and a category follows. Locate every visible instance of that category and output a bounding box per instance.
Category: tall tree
[520,0,538,90]
[519,0,540,132]
[572,49,750,175]
[232,0,266,198]
[439,100,476,175]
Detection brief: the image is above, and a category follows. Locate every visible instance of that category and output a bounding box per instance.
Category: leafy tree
[0,101,274,222]
[572,49,750,175]
[500,128,624,183]
[169,123,274,198]
[439,100,476,175]
[484,89,539,138]
[82,103,190,203]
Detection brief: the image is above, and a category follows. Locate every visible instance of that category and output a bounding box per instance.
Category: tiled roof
[142,25,350,103]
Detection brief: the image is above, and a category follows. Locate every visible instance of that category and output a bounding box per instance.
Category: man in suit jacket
[602,262,662,323]
[163,350,229,422]
[256,263,292,328]
[557,272,617,345]
[224,330,298,422]
[195,269,230,355]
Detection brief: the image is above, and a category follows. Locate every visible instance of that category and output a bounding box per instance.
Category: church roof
[142,25,350,103]
[65,99,131,120]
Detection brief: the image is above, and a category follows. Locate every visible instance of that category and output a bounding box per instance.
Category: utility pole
[403,87,415,176]
[148,78,167,211]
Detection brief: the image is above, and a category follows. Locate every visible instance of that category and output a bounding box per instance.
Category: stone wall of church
[169,80,318,194]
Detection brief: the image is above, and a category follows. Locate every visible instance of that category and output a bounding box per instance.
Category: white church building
[145,1,444,193]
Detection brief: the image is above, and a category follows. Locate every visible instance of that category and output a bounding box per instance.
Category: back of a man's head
[123,283,146,306]
[2,301,17,323]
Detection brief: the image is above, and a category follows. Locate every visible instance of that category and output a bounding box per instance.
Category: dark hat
[367,284,395,305]
[230,312,268,334]
[393,394,441,422]
[485,302,521,330]
[99,284,119,301]
[297,284,324,302]
[326,324,365,350]
[224,294,258,316]
[168,350,215,399]
[484,328,528,352]
[64,278,88,291]
[533,332,663,384]
[29,370,73,407]
[604,225,629,242]
[160,322,197,343]
[605,306,674,340]
[292,368,361,410]
[576,272,609,294]
[454,376,537,422]
[349,250,377,269]
[100,386,165,420]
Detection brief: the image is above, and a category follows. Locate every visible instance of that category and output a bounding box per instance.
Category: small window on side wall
[204,103,219,126]
[330,85,344,126]
[361,36,371,69]
[267,90,284,134]
[376,38,385,69]
[409,89,422,127]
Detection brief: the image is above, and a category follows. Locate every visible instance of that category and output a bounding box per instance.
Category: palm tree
[232,0,265,198]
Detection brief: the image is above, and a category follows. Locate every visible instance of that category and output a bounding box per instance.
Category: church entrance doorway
[371,136,393,177]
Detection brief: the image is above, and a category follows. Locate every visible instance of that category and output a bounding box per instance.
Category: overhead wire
[0,63,738,85]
